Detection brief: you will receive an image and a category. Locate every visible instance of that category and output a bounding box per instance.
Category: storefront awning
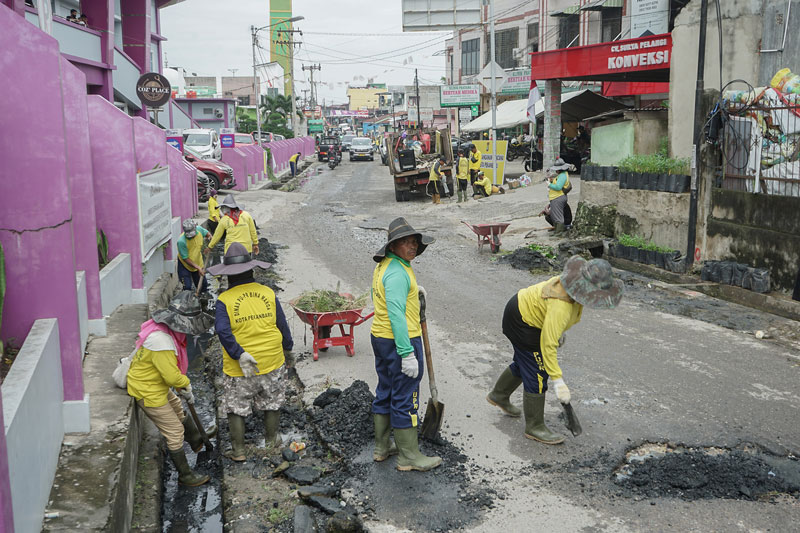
[529,33,671,83]
[581,0,624,11]
[461,89,627,132]
[550,5,581,17]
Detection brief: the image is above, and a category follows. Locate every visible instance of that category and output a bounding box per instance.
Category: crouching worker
[127,290,216,486]
[472,171,504,198]
[487,256,622,444]
[208,242,293,461]
[371,217,441,471]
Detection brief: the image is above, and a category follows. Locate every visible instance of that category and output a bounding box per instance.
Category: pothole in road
[613,442,800,501]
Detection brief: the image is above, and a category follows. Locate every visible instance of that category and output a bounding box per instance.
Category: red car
[184,146,236,190]
[234,133,256,148]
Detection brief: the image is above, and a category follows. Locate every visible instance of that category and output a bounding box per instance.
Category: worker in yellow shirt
[206,194,259,255]
[289,152,301,178]
[427,155,446,204]
[472,171,500,198]
[127,291,215,486]
[486,257,622,444]
[207,189,220,234]
[456,149,470,203]
[468,144,482,184]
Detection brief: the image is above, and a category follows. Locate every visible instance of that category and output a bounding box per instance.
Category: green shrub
[617,153,689,175]
[618,233,675,254]
[526,242,557,259]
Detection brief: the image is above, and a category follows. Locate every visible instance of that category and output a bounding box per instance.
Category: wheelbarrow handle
[353,311,375,326]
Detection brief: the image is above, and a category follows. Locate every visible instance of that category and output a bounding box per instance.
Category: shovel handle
[186,400,214,451]
[420,321,438,404]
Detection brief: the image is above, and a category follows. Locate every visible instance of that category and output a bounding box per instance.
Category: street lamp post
[251,16,304,145]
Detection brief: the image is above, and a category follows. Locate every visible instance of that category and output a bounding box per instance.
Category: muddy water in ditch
[161,334,223,532]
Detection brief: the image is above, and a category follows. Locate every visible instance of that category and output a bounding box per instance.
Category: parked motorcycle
[506,138,533,162]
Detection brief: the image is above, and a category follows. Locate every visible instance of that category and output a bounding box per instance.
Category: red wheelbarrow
[290,300,374,361]
[462,221,511,253]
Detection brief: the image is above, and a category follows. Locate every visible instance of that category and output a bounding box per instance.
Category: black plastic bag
[750,268,770,293]
[718,261,735,285]
[732,263,748,287]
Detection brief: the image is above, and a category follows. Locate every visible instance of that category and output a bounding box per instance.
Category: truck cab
[386,128,454,202]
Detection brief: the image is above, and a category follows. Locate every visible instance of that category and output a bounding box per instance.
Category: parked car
[272,134,286,141]
[182,128,221,160]
[253,131,274,143]
[184,145,236,190]
[196,170,210,203]
[341,134,355,151]
[379,137,389,165]
[234,133,256,147]
[349,137,374,161]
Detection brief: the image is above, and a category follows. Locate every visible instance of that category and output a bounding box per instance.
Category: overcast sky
[160,0,450,105]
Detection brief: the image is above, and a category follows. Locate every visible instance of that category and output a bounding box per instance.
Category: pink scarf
[135,319,189,375]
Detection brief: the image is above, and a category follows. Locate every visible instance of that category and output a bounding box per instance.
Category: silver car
[349,137,374,161]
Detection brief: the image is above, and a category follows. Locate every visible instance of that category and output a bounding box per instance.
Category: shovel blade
[420,399,445,440]
[562,402,582,437]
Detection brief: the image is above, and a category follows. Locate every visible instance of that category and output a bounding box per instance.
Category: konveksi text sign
[440,84,481,107]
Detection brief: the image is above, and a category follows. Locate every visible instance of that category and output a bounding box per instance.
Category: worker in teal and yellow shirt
[370,217,441,472]
[177,219,210,293]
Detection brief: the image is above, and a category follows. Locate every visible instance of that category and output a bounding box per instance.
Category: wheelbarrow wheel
[319,326,331,352]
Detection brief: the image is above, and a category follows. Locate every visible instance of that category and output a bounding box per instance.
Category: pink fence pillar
[222,148,249,191]
[0,7,84,401]
[0,389,12,533]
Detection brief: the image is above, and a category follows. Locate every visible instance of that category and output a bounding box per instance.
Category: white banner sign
[137,167,172,262]
[421,108,434,123]
[458,107,472,123]
[408,107,419,123]
[440,84,481,107]
[501,68,532,95]
[631,0,668,38]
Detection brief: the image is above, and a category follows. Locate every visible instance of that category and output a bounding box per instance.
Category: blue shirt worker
[289,151,301,178]
[208,242,293,462]
[370,217,441,472]
[487,256,622,444]
[177,219,210,293]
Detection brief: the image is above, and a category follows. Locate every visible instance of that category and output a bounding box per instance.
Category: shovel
[561,402,582,437]
[418,291,444,440]
[186,400,214,452]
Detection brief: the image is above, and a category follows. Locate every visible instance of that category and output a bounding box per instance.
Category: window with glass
[558,15,580,49]
[601,7,623,43]
[485,28,520,69]
[527,22,539,53]
[461,38,480,76]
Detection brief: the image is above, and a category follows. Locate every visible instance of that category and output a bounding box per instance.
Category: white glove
[238,352,259,378]
[551,378,571,404]
[178,385,194,405]
[400,355,419,379]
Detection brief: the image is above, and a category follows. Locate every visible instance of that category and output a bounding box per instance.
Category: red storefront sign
[529,34,672,84]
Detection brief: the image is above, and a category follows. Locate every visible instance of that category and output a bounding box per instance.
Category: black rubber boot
[169,449,210,486]
[226,414,246,461]
[523,392,565,445]
[487,368,522,417]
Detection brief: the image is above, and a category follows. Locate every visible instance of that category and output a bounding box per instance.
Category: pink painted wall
[222,148,249,191]
[0,7,84,401]
[87,96,145,289]
[62,58,103,320]
[133,117,168,173]
[166,145,197,223]
[268,137,315,173]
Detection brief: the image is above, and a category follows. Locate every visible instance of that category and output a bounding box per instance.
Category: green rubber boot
[169,449,210,486]
[373,414,398,462]
[226,414,247,461]
[263,410,282,452]
[394,427,442,472]
[554,223,567,235]
[456,190,463,203]
[523,392,565,445]
[183,415,218,453]
[486,368,522,417]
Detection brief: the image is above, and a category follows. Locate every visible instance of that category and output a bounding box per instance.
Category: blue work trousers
[290,161,297,177]
[371,335,424,429]
[177,261,207,293]
[508,342,549,394]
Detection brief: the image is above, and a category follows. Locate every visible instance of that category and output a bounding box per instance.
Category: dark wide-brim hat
[373,217,434,263]
[560,255,623,309]
[152,290,213,335]
[219,194,241,210]
[547,157,574,174]
[207,242,271,276]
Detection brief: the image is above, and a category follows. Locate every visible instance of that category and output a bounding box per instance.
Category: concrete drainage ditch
[613,442,800,501]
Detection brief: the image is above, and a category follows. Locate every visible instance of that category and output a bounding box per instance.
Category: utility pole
[251,25,263,144]
[415,68,420,129]
[274,28,303,137]
[488,0,497,184]
[302,63,321,109]
[301,89,310,107]
[687,0,709,267]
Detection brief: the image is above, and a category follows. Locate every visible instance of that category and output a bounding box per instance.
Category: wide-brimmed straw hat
[207,242,270,276]
[560,255,623,309]
[219,194,241,210]
[151,290,213,335]
[373,217,434,263]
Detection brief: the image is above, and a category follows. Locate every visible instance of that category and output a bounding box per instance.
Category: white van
[182,128,221,160]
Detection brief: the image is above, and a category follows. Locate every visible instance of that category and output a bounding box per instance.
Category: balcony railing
[25,10,102,64]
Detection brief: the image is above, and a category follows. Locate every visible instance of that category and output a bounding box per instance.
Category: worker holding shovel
[127,291,216,486]
[370,217,442,472]
[487,256,622,444]
[205,194,259,255]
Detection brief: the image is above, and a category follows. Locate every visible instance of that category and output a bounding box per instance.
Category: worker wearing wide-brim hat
[127,290,215,486]
[208,242,293,461]
[546,158,574,235]
[206,194,259,255]
[370,217,441,471]
[487,256,622,444]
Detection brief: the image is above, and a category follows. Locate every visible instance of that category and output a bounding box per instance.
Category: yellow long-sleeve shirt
[469,150,482,171]
[457,156,469,180]
[127,344,190,408]
[208,195,220,222]
[474,176,492,195]
[516,277,583,380]
[208,210,258,252]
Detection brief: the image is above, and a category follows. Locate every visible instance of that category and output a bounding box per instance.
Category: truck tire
[395,190,404,202]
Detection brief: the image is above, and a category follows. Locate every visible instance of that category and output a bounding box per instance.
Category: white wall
[76,271,88,354]
[2,319,64,533]
[100,253,133,316]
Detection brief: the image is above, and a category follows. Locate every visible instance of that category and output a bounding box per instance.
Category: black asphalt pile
[254,237,279,263]
[615,448,800,501]
[310,381,375,459]
[253,237,283,292]
[499,247,556,271]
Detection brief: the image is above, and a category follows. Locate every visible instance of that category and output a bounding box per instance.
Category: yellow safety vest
[178,232,205,272]
[457,157,469,180]
[370,257,421,340]
[428,161,442,182]
[469,150,482,171]
[218,282,285,377]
